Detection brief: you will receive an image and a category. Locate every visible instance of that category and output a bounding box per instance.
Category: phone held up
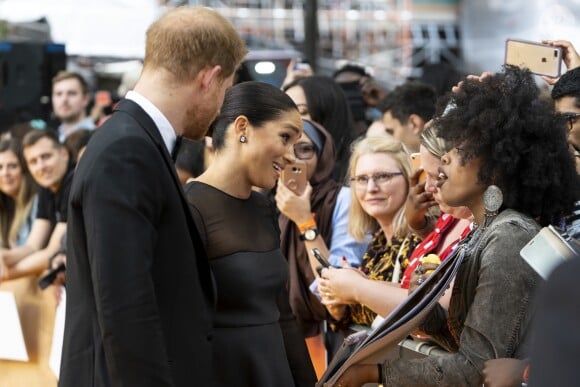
[410,153,427,184]
[294,58,312,72]
[280,160,308,195]
[504,38,562,78]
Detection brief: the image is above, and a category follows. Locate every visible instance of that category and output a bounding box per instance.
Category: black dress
[184,181,316,387]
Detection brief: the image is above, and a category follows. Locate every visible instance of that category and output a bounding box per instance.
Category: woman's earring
[483,184,503,216]
[239,135,247,143]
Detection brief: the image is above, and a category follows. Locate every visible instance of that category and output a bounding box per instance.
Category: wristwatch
[300,227,319,241]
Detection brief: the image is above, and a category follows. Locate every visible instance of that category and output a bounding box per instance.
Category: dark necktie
[171,136,182,162]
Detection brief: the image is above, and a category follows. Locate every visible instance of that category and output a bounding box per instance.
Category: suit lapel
[114,99,216,305]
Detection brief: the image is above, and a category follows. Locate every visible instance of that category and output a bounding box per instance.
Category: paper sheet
[0,291,29,361]
[49,286,66,379]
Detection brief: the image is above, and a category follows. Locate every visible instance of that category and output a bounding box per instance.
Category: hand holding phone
[311,248,331,269]
[505,39,562,78]
[294,58,312,72]
[540,39,580,85]
[38,262,66,290]
[95,90,112,107]
[410,153,427,184]
[280,161,308,195]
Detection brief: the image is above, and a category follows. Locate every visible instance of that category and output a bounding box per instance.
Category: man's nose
[35,159,46,171]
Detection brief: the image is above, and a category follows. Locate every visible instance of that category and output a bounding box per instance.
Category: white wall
[0,0,160,58]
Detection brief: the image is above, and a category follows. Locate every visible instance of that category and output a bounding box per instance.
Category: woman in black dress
[184,81,316,387]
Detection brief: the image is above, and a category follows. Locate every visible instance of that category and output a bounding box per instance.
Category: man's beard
[182,104,218,141]
[59,110,85,124]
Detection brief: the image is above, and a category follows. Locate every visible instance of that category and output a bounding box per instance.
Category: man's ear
[59,146,70,163]
[408,114,426,135]
[200,65,223,92]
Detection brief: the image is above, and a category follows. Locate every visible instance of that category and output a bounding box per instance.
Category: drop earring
[239,135,247,143]
[482,184,503,228]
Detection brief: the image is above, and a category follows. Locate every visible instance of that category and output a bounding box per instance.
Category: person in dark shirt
[0,130,72,280]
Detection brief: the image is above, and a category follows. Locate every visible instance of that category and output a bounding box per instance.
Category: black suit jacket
[60,99,215,387]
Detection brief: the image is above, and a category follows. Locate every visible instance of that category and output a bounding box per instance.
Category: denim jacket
[381,209,541,386]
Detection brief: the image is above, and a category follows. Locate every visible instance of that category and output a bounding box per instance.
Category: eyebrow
[282,124,301,135]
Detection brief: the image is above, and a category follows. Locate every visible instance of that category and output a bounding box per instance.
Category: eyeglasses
[350,172,403,189]
[561,112,580,131]
[294,143,316,160]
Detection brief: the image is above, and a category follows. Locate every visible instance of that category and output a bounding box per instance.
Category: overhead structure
[194,0,459,85]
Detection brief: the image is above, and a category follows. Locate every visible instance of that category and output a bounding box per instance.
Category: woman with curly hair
[332,66,579,386]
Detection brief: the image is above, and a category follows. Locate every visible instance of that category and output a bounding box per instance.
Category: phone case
[504,39,562,78]
[311,248,331,268]
[281,161,307,195]
[410,153,426,183]
[520,225,579,280]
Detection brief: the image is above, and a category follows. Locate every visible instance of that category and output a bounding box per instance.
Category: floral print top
[333,229,422,330]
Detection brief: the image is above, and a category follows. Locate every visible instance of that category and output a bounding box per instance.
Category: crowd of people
[0,5,578,387]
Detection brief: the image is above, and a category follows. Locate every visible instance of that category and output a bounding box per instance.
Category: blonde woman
[0,137,56,387]
[0,138,37,251]
[319,137,421,329]
[0,137,38,281]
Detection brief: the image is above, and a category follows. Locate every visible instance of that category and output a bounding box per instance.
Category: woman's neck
[377,217,395,242]
[196,156,252,199]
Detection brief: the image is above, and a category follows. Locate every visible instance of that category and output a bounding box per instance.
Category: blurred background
[0,0,578,131]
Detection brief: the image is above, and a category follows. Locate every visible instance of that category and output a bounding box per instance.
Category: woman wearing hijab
[275,119,368,366]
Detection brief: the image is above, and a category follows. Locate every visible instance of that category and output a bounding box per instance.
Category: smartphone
[294,58,312,72]
[311,248,331,269]
[280,160,307,195]
[410,153,427,183]
[505,39,562,78]
[38,262,66,290]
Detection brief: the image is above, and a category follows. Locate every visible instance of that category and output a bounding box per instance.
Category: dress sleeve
[277,284,317,387]
[185,190,208,249]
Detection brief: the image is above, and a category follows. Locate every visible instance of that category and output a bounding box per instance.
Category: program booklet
[317,242,467,386]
